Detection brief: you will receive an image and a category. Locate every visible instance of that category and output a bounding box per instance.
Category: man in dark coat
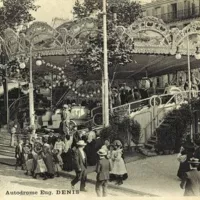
[71,140,87,191]
[15,139,24,170]
[94,131,104,152]
[47,130,57,148]
[180,158,200,196]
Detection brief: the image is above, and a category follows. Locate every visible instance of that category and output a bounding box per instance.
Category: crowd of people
[177,136,200,196]
[14,125,128,197]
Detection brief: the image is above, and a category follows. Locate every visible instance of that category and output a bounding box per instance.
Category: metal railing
[154,6,200,23]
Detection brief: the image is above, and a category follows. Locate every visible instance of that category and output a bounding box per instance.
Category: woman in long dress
[109,140,128,185]
[177,143,195,180]
[42,145,55,179]
[62,135,73,171]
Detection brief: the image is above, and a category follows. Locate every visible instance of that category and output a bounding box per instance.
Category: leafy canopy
[0,0,39,32]
[72,0,142,80]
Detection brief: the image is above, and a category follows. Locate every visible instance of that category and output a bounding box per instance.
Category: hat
[44,143,50,148]
[114,140,122,147]
[48,130,54,134]
[77,140,86,146]
[97,149,107,156]
[188,158,200,164]
[63,104,68,108]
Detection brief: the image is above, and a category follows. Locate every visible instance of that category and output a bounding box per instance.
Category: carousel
[1,16,200,131]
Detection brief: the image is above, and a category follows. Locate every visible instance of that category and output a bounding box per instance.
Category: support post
[29,45,35,136]
[187,35,193,141]
[103,0,109,127]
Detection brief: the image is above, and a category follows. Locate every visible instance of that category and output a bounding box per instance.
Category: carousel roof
[1,16,200,79]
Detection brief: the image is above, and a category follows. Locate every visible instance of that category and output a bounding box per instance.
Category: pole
[187,35,192,101]
[29,44,35,136]
[103,0,109,127]
[51,71,53,109]
[102,74,105,126]
[187,35,193,141]
[5,65,9,126]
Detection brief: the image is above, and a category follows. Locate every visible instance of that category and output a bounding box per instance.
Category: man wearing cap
[95,148,111,197]
[71,140,87,192]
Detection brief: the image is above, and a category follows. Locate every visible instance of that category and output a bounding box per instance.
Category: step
[167,115,177,119]
[0,136,11,142]
[165,118,175,122]
[160,123,170,127]
[0,144,15,152]
[0,149,15,157]
[144,143,154,149]
[147,139,157,144]
[150,136,157,140]
[0,134,11,140]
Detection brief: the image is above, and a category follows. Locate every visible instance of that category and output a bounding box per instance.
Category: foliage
[73,0,142,27]
[0,0,39,33]
[100,115,141,147]
[71,0,142,80]
[156,104,193,152]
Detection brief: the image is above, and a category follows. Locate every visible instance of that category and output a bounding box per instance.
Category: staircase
[0,127,15,157]
[142,112,177,156]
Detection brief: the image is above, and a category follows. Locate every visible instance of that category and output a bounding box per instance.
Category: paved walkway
[0,154,183,196]
[60,154,183,197]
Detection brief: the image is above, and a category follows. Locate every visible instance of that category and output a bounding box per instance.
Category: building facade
[141,0,200,90]
[142,0,200,29]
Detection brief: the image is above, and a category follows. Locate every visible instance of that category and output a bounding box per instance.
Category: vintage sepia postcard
[0,0,200,199]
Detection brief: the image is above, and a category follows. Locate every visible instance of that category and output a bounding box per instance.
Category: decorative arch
[122,16,173,55]
[173,21,200,56]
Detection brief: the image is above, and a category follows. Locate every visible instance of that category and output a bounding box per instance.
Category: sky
[32,0,152,25]
[31,0,77,25]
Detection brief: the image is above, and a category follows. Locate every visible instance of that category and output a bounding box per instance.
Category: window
[171,3,177,19]
[155,7,161,18]
[170,25,177,29]
[184,23,189,27]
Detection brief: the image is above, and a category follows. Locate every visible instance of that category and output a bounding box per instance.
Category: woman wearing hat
[42,145,55,180]
[110,140,128,185]
[177,141,195,180]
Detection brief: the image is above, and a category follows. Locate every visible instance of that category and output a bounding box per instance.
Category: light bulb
[36,60,42,66]
[19,62,26,69]
[195,53,200,60]
[175,53,181,60]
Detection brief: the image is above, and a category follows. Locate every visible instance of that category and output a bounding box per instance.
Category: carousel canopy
[1,16,200,80]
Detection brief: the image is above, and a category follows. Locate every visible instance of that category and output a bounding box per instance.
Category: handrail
[8,95,28,110]
[132,110,153,143]
[144,90,200,136]
[55,89,69,108]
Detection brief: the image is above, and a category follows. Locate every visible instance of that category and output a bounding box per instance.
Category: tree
[0,0,39,33]
[71,0,141,80]
[73,0,142,27]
